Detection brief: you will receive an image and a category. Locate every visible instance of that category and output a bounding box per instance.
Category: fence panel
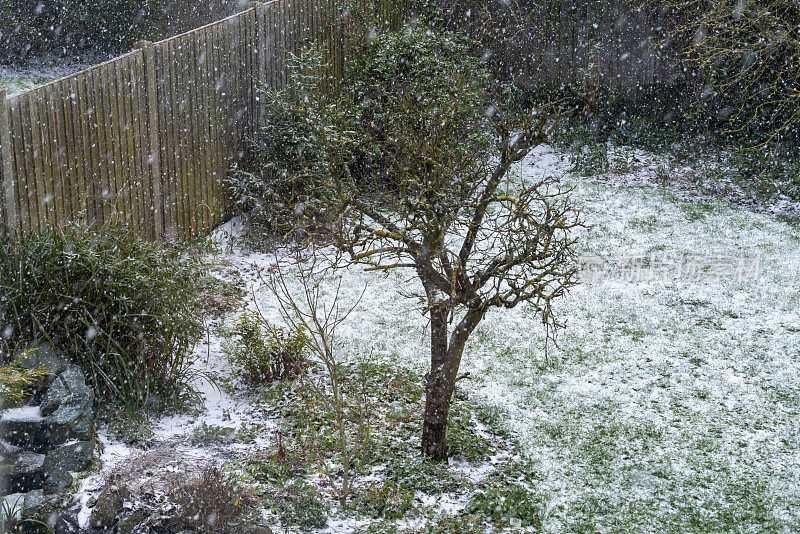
[0,0,411,240]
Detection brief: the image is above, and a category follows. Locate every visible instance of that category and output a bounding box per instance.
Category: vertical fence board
[10,99,32,232]
[0,0,411,240]
[0,91,18,232]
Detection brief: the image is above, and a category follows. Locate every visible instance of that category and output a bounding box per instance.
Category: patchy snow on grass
[0,59,97,96]
[244,143,800,531]
[72,143,799,532]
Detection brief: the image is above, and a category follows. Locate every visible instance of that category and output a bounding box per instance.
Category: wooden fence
[0,0,409,241]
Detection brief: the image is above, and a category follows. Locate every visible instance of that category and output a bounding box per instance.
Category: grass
[215,348,520,531]
[227,141,800,532]
[0,75,52,95]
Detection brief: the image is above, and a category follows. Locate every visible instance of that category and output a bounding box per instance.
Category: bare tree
[258,252,365,504]
[327,114,580,460]
[237,26,581,461]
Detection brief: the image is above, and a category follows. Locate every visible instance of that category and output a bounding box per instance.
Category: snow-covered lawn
[78,144,800,532]
[0,60,95,95]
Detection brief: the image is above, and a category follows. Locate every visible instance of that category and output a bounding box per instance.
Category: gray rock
[0,412,51,453]
[17,343,69,376]
[21,494,61,532]
[21,489,60,526]
[2,376,94,453]
[22,489,46,509]
[45,402,94,443]
[53,507,82,534]
[88,484,130,530]
[40,366,93,417]
[43,466,73,494]
[43,440,95,473]
[1,451,46,494]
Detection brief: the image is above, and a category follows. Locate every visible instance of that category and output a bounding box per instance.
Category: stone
[1,414,65,453]
[0,406,47,451]
[43,440,95,473]
[43,466,73,494]
[115,509,149,534]
[53,507,82,534]
[20,489,60,528]
[17,343,69,376]
[88,484,130,530]
[2,391,95,453]
[40,366,93,417]
[1,451,46,494]
[41,403,95,447]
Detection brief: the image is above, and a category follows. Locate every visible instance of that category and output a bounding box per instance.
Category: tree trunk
[421,366,455,461]
[421,305,453,461]
[421,303,482,461]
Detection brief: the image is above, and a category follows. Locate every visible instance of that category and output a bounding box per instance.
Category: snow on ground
[78,144,800,532]
[0,59,98,96]
[242,144,800,531]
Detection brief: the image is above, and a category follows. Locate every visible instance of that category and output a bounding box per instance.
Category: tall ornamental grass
[0,225,204,411]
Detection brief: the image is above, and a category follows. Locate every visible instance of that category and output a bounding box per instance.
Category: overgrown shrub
[0,225,204,411]
[225,312,308,386]
[726,147,800,202]
[227,25,494,237]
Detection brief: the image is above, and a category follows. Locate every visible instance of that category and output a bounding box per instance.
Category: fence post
[140,41,164,241]
[0,90,19,234]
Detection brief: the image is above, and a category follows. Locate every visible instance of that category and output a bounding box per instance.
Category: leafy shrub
[570,141,610,176]
[0,225,204,411]
[228,26,494,237]
[226,49,347,238]
[727,147,800,202]
[225,312,308,386]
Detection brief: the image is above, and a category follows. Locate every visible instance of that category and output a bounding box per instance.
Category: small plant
[190,422,237,446]
[269,480,328,530]
[196,274,245,318]
[262,252,368,506]
[0,498,20,533]
[409,513,486,534]
[225,312,308,386]
[570,141,610,176]
[466,480,544,529]
[353,480,414,519]
[0,351,50,408]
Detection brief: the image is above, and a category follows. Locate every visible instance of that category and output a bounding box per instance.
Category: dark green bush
[0,0,165,63]
[0,224,204,411]
[227,25,493,236]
